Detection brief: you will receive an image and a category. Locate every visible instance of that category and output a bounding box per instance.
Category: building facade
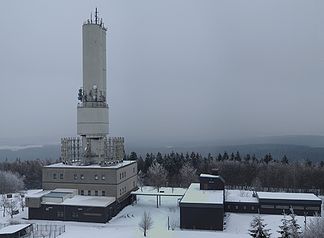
[180,173,322,231]
[26,9,137,223]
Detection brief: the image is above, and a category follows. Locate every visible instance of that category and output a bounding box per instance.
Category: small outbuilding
[0,224,32,238]
[257,192,322,216]
[180,174,225,231]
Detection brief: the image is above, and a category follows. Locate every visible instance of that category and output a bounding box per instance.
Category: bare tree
[304,216,324,238]
[0,194,6,217]
[179,163,197,188]
[147,162,167,192]
[139,211,153,237]
[18,194,25,211]
[4,198,18,218]
[138,170,145,192]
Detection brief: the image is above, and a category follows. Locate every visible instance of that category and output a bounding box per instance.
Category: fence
[0,223,65,238]
[31,224,65,238]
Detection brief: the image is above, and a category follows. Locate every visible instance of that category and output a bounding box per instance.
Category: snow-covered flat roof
[26,190,50,198]
[42,195,116,207]
[257,192,321,201]
[200,173,220,178]
[180,183,224,205]
[225,190,258,203]
[45,160,135,169]
[0,224,31,235]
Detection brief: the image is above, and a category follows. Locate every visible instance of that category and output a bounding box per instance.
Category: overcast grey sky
[0,0,324,146]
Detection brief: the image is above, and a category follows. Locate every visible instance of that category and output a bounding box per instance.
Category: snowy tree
[179,163,197,188]
[249,215,271,238]
[0,170,24,194]
[139,211,153,237]
[277,213,290,238]
[147,162,167,192]
[303,216,324,238]
[137,170,145,192]
[288,209,301,238]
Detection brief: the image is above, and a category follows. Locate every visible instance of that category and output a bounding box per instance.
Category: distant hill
[1,135,324,162]
[0,144,60,162]
[126,143,324,162]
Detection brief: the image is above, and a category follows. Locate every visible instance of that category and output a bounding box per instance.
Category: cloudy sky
[0,0,323,146]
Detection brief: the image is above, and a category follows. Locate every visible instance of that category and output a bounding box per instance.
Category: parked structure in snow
[180,173,322,231]
[26,9,137,223]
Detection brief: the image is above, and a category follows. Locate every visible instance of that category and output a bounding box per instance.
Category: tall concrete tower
[61,9,124,165]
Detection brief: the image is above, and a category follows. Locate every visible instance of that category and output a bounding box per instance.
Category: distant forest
[128,151,324,194]
[1,151,324,194]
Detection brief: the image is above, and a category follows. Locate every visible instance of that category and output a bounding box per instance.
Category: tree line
[0,159,52,190]
[128,151,324,194]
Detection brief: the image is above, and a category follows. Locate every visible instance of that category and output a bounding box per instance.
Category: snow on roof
[26,190,50,198]
[225,190,258,203]
[0,224,31,234]
[42,195,116,207]
[257,192,321,201]
[45,160,135,169]
[180,183,224,205]
[200,173,219,178]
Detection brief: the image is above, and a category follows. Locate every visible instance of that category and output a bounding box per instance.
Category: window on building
[102,191,105,196]
[292,206,305,210]
[306,207,320,211]
[133,181,135,188]
[53,173,57,179]
[57,211,64,218]
[133,167,135,173]
[72,212,78,218]
[94,175,98,180]
[235,206,239,210]
[81,174,84,180]
[261,205,274,209]
[243,206,247,210]
[120,173,122,180]
[74,174,78,180]
[251,206,255,210]
[60,174,63,179]
[101,175,105,180]
[88,190,91,196]
[80,190,84,195]
[95,191,98,196]
[120,189,122,195]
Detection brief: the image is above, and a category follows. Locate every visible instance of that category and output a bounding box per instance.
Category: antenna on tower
[95,8,98,24]
[90,12,93,23]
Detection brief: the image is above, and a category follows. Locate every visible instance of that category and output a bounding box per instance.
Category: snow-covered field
[1,187,322,238]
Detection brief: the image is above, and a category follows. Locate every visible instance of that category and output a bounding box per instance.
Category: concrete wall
[82,23,106,98]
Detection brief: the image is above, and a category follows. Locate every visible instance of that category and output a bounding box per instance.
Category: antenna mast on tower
[95,8,98,24]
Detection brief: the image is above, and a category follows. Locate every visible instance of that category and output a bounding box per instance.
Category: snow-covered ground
[0,187,322,238]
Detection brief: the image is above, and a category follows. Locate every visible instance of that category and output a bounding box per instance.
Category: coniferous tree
[278,213,290,238]
[288,209,302,238]
[249,215,271,238]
